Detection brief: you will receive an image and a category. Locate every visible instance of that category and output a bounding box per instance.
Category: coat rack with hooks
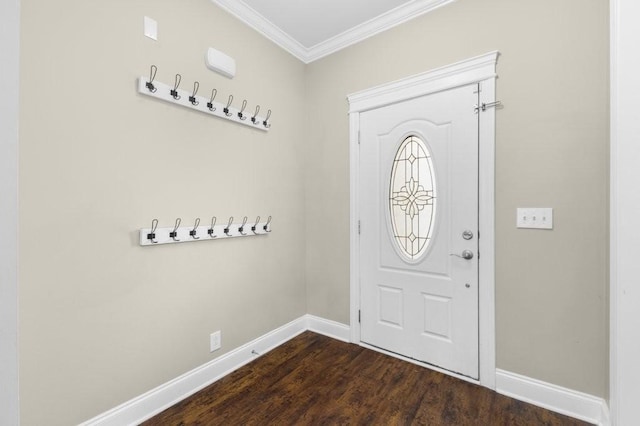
[138,65,272,131]
[139,216,272,246]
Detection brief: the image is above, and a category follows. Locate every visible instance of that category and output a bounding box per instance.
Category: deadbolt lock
[462,230,474,240]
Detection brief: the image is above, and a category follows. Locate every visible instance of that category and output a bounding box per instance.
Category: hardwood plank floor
[143,332,592,425]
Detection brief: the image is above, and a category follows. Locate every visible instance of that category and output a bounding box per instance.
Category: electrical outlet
[210,331,221,352]
[516,208,553,229]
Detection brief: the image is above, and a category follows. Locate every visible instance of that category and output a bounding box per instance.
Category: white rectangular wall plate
[210,331,221,352]
[205,48,236,79]
[516,208,553,229]
[143,16,157,40]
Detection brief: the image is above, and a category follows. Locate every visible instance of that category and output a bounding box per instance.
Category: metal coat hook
[251,216,261,234]
[170,217,182,241]
[190,217,201,239]
[208,216,217,238]
[224,216,233,235]
[138,214,273,246]
[137,74,270,131]
[146,65,158,93]
[474,101,502,114]
[263,109,271,128]
[147,218,159,243]
[251,105,261,124]
[207,89,217,112]
[170,74,182,100]
[238,216,248,235]
[189,81,200,106]
[238,100,248,120]
[224,95,234,117]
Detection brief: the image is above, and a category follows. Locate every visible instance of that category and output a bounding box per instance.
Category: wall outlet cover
[210,331,221,352]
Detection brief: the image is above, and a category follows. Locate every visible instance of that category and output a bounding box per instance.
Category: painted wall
[305,0,609,397]
[15,0,610,423]
[18,0,306,424]
[0,0,20,424]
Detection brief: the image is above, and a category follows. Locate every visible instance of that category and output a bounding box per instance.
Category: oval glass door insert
[389,135,437,261]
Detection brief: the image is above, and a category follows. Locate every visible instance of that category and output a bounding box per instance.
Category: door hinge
[358,310,361,323]
[358,220,361,234]
[358,130,361,145]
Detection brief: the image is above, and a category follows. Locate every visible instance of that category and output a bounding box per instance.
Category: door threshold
[359,341,482,387]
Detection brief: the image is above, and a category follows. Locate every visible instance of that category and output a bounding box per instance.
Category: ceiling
[211,0,455,63]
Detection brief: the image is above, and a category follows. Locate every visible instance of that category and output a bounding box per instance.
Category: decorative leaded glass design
[389,135,436,260]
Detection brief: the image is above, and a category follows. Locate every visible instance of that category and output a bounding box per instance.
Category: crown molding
[305,0,455,62]
[211,0,456,64]
[211,0,309,62]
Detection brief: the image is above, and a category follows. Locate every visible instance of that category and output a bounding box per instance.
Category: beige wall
[19,1,306,424]
[17,0,609,423]
[305,0,609,397]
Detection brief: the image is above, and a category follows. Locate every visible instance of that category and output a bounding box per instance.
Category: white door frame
[347,51,499,389]
[610,0,640,423]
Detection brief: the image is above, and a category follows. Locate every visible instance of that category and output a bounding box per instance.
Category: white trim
[601,403,611,426]
[348,51,499,113]
[477,73,497,390]
[496,369,610,426]
[81,317,603,426]
[80,316,350,426]
[349,113,362,345]
[210,0,455,64]
[609,2,619,423]
[80,315,610,426]
[210,0,310,62]
[80,317,309,426]
[0,0,20,424]
[303,0,455,63]
[306,315,351,342]
[610,0,640,424]
[347,52,499,389]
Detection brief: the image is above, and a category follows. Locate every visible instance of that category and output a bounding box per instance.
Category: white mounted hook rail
[138,65,272,131]
[139,216,272,246]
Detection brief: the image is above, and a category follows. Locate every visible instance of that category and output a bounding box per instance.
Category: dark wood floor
[143,331,591,426]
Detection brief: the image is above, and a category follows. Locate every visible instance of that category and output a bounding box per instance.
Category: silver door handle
[450,250,474,260]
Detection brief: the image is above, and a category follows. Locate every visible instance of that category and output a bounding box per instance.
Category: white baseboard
[82,320,608,426]
[305,314,351,342]
[80,315,350,426]
[496,369,610,426]
[600,402,611,426]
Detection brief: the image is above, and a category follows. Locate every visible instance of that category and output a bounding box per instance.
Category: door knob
[450,250,474,260]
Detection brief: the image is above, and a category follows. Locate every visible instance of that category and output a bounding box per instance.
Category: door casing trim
[347,51,499,389]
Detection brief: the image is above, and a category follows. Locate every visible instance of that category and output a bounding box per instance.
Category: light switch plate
[144,16,157,40]
[517,208,553,229]
[210,331,221,352]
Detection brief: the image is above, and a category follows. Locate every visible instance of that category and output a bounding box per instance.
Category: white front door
[359,84,480,379]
